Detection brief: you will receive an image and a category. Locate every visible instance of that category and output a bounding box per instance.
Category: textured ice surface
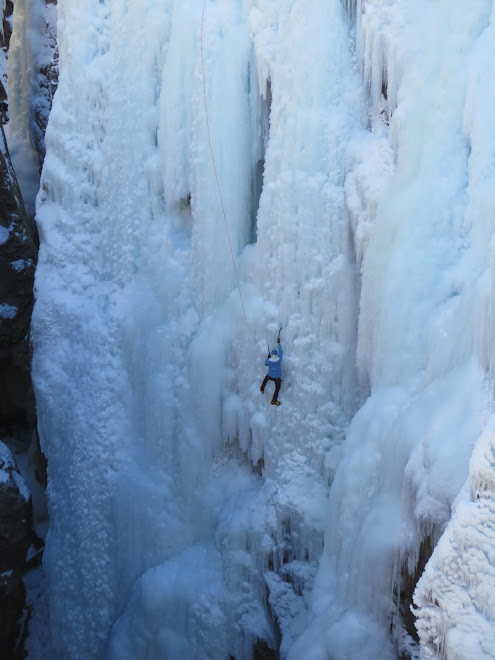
[29,0,362,657]
[22,0,495,658]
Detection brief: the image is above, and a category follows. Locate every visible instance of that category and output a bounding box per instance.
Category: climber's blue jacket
[265,344,282,379]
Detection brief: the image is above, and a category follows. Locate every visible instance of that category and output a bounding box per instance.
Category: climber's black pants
[261,375,281,401]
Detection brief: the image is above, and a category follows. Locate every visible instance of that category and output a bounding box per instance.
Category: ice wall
[414,415,495,660]
[31,0,365,657]
[413,6,495,658]
[30,0,495,657]
[289,1,495,659]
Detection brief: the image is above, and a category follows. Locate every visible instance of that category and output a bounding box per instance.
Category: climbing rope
[200,0,265,358]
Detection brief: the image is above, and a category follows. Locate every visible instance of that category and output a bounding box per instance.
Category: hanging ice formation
[293,1,495,659]
[16,0,495,658]
[29,1,361,657]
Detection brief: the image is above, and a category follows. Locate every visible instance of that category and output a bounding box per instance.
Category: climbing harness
[200,0,265,358]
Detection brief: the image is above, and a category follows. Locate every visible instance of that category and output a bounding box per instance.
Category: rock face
[0,120,36,658]
[0,2,52,657]
[0,441,32,657]
[0,123,37,439]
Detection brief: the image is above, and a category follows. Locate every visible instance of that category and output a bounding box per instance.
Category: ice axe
[267,329,282,357]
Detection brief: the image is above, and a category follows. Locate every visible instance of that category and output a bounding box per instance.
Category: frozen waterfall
[14,0,495,658]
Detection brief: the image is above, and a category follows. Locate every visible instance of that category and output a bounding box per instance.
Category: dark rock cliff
[0,441,33,658]
[0,1,58,652]
[0,122,37,439]
[0,118,38,658]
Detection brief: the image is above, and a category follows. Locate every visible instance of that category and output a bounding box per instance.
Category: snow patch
[0,302,17,319]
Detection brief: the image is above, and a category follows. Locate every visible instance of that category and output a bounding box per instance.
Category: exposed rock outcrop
[0,441,33,658]
[0,2,53,656]
[0,122,37,439]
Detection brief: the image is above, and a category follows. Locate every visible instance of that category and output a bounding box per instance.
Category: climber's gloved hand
[277,337,280,344]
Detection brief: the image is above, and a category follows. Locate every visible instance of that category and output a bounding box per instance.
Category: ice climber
[260,337,283,405]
